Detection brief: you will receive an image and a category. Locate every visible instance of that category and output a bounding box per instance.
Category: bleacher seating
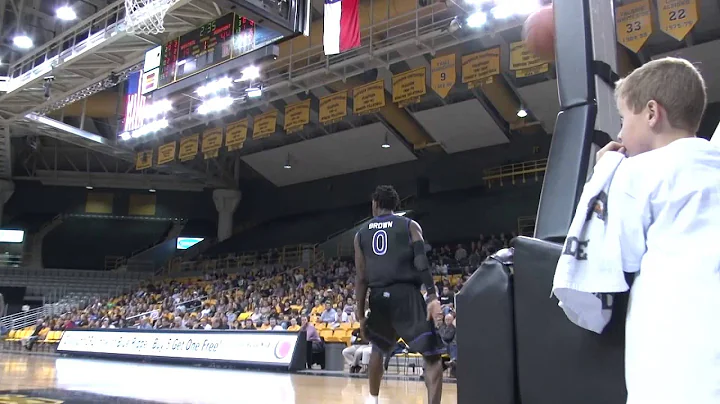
[0,268,147,299]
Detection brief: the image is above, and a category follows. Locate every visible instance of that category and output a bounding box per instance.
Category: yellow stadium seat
[319,329,334,341]
[7,330,16,340]
[339,322,351,330]
[351,322,360,330]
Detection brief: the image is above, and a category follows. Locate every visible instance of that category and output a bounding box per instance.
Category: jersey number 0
[372,230,388,256]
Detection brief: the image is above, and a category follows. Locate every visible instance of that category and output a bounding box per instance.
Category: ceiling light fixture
[517,107,528,118]
[56,6,77,21]
[12,34,33,49]
[382,133,391,148]
[283,154,292,169]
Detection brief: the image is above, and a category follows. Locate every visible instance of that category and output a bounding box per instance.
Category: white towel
[552,151,628,334]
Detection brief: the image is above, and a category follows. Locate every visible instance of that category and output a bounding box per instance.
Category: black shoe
[350,366,360,373]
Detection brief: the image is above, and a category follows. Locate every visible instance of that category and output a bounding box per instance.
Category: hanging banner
[135,150,153,170]
[461,48,500,88]
[284,99,311,133]
[656,0,697,41]
[616,0,653,53]
[392,67,426,106]
[225,118,248,151]
[202,127,223,159]
[253,110,277,139]
[157,141,177,165]
[510,41,549,78]
[319,91,348,124]
[178,134,199,162]
[431,54,456,98]
[353,80,385,115]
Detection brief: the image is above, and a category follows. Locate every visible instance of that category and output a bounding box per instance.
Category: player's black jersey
[357,214,418,288]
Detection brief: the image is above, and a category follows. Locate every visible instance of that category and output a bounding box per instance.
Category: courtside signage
[58,330,301,367]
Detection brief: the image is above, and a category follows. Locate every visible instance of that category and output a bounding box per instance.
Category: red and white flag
[323,0,360,55]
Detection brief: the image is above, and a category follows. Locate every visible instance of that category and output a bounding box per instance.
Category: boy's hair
[615,57,706,133]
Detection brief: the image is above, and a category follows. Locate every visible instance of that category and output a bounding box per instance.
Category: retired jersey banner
[157,141,176,165]
[225,119,248,151]
[392,67,426,106]
[431,54,456,98]
[284,100,311,133]
[202,128,223,159]
[510,41,549,78]
[656,0,697,41]
[462,48,500,88]
[319,91,347,124]
[616,0,653,53]
[353,80,385,115]
[253,111,277,139]
[135,150,153,170]
[179,134,199,162]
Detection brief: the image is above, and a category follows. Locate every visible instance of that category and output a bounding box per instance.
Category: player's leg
[364,288,399,403]
[390,284,446,404]
[367,344,385,401]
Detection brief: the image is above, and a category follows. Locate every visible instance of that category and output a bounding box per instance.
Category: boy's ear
[646,100,659,127]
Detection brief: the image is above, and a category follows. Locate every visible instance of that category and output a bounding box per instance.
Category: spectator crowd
[15,232,515,376]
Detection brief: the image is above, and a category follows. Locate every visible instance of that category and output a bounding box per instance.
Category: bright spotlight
[143,99,173,119]
[56,6,77,21]
[85,185,94,190]
[517,108,528,118]
[196,77,232,97]
[12,35,33,49]
[198,96,234,115]
[235,65,261,82]
[466,11,488,28]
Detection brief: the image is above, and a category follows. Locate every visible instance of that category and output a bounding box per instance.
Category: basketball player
[354,185,444,404]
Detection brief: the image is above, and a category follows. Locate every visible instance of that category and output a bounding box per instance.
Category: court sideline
[0,353,458,403]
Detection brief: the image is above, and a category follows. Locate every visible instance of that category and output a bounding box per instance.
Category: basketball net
[124,0,179,35]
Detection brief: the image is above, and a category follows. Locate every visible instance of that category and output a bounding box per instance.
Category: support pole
[533,0,621,241]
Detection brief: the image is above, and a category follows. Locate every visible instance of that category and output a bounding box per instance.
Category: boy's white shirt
[603,138,719,403]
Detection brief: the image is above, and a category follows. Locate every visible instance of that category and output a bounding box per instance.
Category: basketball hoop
[124,0,179,35]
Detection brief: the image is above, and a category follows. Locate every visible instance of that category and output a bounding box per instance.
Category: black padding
[513,236,627,404]
[456,257,516,404]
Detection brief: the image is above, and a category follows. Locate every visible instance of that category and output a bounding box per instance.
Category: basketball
[522,5,555,61]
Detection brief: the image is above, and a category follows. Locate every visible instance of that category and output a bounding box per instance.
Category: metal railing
[171,243,317,273]
[482,158,548,188]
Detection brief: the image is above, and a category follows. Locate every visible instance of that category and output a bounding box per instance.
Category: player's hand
[426,299,442,327]
[596,141,626,162]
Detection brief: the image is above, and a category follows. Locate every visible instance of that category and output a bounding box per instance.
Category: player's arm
[354,233,368,320]
[409,220,438,302]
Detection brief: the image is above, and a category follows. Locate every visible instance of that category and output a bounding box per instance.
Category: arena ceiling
[1,0,720,192]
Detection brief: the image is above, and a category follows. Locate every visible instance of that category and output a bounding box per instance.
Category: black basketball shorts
[365,283,446,357]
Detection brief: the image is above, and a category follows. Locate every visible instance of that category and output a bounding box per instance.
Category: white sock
[366,395,379,404]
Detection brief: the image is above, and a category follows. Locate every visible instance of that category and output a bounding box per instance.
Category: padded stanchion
[456,255,517,404]
[512,236,627,404]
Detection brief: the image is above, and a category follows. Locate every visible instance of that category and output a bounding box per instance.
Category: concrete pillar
[0,180,15,227]
[213,189,241,242]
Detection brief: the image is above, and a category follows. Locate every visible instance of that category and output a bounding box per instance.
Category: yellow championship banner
[461,48,500,88]
[135,150,153,170]
[510,41,549,78]
[319,91,348,124]
[202,127,223,159]
[253,110,277,139]
[353,80,385,115]
[656,0,697,41]
[392,67,426,105]
[178,134,199,162]
[225,118,248,151]
[616,0,653,53]
[156,141,176,165]
[431,54,456,98]
[284,99,311,133]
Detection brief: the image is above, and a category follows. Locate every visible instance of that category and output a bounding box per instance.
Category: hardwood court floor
[0,353,457,404]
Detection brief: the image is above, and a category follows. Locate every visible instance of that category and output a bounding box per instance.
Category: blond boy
[596,57,719,403]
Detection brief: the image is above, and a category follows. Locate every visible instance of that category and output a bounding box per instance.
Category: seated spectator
[287,317,300,331]
[300,316,324,369]
[342,328,371,373]
[319,302,337,323]
[24,319,46,351]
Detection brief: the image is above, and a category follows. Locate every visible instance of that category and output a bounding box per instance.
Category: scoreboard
[141,13,285,95]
